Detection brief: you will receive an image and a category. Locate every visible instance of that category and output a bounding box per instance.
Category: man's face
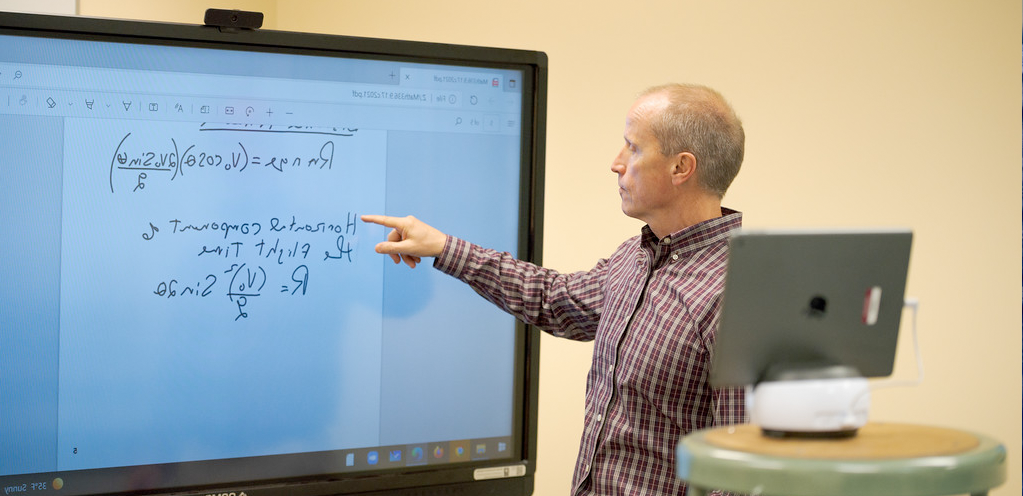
[611,94,677,224]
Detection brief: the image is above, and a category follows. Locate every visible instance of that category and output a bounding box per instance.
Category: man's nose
[611,150,626,173]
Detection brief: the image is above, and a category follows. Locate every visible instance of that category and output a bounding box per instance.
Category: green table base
[677,423,1007,496]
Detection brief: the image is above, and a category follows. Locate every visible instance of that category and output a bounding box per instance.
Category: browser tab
[400,68,503,90]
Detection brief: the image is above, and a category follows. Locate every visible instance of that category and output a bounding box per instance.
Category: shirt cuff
[433,235,471,276]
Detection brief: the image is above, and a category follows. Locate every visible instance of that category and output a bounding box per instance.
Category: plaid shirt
[434,208,747,496]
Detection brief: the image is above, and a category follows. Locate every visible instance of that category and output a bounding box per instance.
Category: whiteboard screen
[0,11,545,496]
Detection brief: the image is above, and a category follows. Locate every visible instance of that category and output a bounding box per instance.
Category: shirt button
[661,236,671,244]
[596,413,603,422]
[672,253,679,261]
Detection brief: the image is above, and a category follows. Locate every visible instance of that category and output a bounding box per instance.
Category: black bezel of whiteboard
[0,10,545,496]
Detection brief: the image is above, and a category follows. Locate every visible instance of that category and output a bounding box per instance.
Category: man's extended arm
[362,213,606,340]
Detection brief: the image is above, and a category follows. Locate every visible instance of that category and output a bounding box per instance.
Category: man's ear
[671,152,698,186]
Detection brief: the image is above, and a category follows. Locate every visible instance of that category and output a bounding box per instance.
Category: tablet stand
[748,364,870,438]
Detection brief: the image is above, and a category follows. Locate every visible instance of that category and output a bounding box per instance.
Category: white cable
[871,297,924,391]
[847,298,923,412]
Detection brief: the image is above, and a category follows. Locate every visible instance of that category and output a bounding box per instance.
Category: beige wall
[77,0,277,28]
[75,1,1023,495]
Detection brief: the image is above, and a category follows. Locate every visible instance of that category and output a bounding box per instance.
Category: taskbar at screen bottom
[337,437,511,472]
[341,436,514,470]
[1,436,515,496]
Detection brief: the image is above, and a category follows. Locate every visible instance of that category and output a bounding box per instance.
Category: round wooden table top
[704,422,980,460]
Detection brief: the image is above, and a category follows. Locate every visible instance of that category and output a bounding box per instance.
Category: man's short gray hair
[642,83,745,198]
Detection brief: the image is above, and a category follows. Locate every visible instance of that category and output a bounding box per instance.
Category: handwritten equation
[145,213,361,321]
[107,124,358,193]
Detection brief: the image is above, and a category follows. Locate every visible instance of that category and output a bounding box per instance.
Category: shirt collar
[640,207,743,256]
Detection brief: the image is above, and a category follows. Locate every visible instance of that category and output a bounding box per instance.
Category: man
[362,83,747,495]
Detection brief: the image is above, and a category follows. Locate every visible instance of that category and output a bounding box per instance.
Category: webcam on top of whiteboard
[204,9,263,30]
